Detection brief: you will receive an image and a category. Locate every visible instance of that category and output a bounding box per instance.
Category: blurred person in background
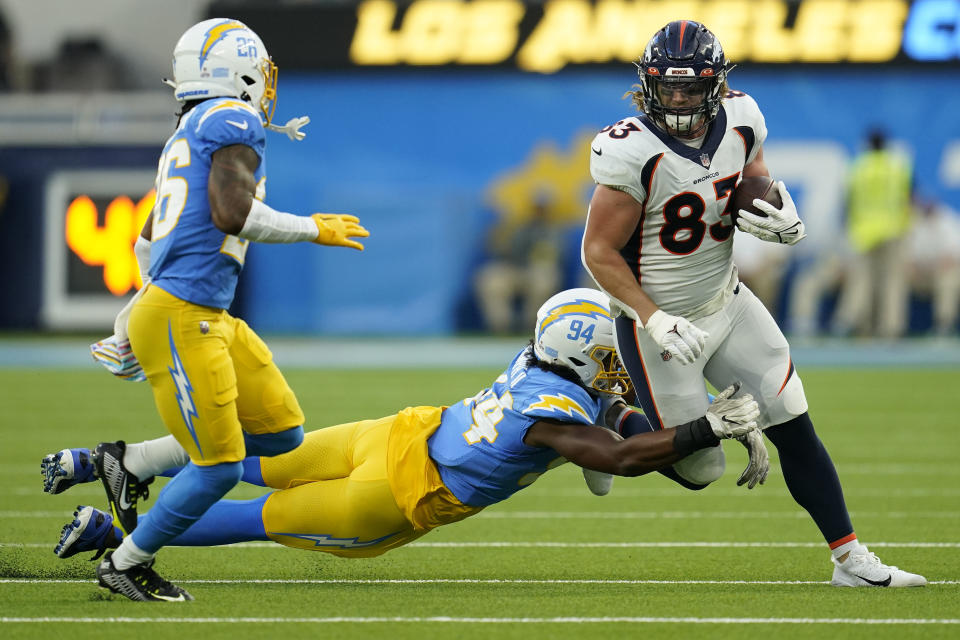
[45,289,761,571]
[832,128,913,338]
[581,19,925,588]
[786,235,853,338]
[41,17,368,603]
[908,198,960,337]
[474,194,565,333]
[31,36,132,92]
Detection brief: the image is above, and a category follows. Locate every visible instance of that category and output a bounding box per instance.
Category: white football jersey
[590,91,767,316]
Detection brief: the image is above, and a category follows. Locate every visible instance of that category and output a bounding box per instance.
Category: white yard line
[1,616,958,624]
[4,540,960,549]
[1,577,956,585]
[4,509,958,519]
[520,487,960,498]
[475,510,960,519]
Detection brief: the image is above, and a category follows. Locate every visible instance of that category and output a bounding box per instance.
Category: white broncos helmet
[533,288,631,396]
[169,18,278,125]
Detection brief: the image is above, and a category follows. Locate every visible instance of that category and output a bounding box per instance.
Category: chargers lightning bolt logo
[199,20,246,67]
[268,531,398,549]
[537,299,611,339]
[527,393,591,422]
[168,322,201,456]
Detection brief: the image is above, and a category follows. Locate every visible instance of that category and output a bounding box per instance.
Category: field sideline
[1,365,959,639]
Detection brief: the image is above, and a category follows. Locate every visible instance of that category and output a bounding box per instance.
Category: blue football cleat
[41,448,97,495]
[55,506,118,560]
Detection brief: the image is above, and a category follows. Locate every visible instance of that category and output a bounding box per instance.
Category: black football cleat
[93,441,153,535]
[96,551,193,602]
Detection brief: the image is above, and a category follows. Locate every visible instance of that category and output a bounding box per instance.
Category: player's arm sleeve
[589,132,646,204]
[194,102,266,159]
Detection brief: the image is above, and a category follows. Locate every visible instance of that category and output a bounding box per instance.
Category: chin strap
[266,116,310,141]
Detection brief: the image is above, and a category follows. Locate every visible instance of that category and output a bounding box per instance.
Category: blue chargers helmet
[533,288,631,396]
[637,20,731,138]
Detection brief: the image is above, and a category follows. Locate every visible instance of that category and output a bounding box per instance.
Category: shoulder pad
[721,91,764,127]
[518,374,599,424]
[722,90,767,157]
[193,99,265,152]
[590,118,659,201]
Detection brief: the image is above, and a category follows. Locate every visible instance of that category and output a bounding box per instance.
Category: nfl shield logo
[700,153,710,168]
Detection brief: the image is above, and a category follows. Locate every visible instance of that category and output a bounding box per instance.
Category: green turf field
[1,367,958,639]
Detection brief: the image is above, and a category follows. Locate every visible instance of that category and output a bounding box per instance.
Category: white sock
[110,535,155,570]
[124,436,190,479]
[831,536,861,561]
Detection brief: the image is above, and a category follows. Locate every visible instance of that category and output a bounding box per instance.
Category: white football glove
[581,395,629,496]
[643,309,708,365]
[266,116,310,141]
[705,383,760,438]
[736,428,769,489]
[735,180,807,245]
[582,466,614,497]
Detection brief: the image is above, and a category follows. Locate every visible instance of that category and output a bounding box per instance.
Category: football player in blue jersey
[45,18,369,602]
[46,289,760,580]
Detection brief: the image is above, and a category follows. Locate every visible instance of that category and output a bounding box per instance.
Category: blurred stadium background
[0,0,958,346]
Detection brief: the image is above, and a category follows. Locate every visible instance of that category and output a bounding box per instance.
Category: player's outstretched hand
[736,428,769,489]
[643,309,708,365]
[581,394,628,497]
[90,335,146,382]
[705,383,759,438]
[736,181,806,245]
[311,213,370,250]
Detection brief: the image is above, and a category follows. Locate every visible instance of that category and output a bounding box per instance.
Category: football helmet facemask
[533,288,631,396]
[637,20,730,139]
[169,18,278,125]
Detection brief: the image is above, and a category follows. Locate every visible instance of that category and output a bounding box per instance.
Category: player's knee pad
[757,365,809,427]
[189,461,244,500]
[243,426,304,457]
[672,444,726,485]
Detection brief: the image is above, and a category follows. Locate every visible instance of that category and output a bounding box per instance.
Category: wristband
[617,409,655,437]
[673,417,721,457]
[237,199,318,244]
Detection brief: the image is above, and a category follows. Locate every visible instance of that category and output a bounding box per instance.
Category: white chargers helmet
[533,288,631,396]
[169,18,278,125]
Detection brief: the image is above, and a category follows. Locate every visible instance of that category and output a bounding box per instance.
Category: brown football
[731,176,782,226]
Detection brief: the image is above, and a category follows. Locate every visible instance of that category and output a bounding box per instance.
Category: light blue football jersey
[148,98,266,309]
[428,346,603,507]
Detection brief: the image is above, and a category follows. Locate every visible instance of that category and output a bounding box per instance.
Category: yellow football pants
[128,284,305,465]
[259,415,425,558]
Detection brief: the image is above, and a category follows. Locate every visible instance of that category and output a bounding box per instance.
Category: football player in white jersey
[581,20,925,587]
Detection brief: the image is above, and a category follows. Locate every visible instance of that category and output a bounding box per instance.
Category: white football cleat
[582,467,613,496]
[831,545,927,587]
